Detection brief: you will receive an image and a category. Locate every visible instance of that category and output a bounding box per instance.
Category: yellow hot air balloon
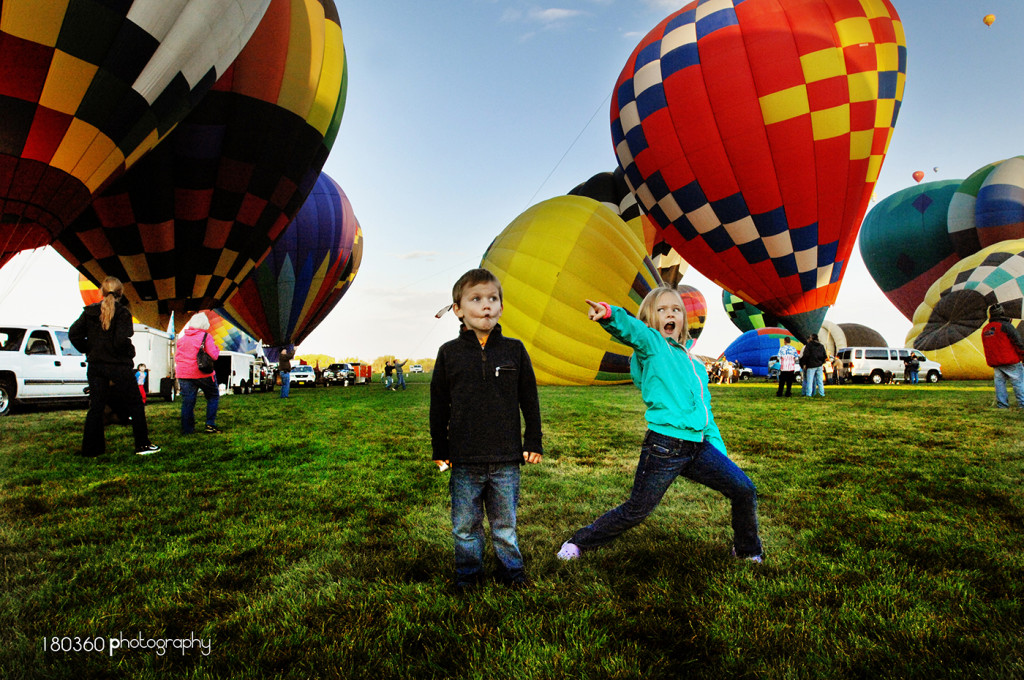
[481,195,662,385]
[906,239,1024,379]
[983,14,996,26]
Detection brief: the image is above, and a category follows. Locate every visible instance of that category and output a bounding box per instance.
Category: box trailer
[215,351,258,394]
[131,324,176,401]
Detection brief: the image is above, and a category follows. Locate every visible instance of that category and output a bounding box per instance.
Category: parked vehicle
[835,347,942,384]
[290,364,316,387]
[253,355,276,392]
[131,323,176,401]
[410,364,424,373]
[214,351,258,394]
[323,363,355,386]
[1,324,88,416]
[347,362,372,385]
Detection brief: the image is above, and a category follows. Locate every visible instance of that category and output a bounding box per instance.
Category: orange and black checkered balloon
[0,0,272,267]
[612,0,906,341]
[52,0,346,331]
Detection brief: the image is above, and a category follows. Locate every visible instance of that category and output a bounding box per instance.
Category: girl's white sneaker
[556,542,581,561]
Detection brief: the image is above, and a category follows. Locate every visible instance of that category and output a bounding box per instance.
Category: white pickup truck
[0,324,89,416]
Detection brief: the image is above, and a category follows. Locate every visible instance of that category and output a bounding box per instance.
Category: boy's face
[654,291,685,343]
[454,281,503,338]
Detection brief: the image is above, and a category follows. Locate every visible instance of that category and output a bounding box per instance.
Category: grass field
[2,376,1023,679]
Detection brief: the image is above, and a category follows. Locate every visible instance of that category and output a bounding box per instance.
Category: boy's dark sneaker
[452,573,483,593]
[495,571,528,589]
[135,444,160,455]
[204,425,223,434]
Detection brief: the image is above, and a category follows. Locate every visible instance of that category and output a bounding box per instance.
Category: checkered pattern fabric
[677,284,707,343]
[723,289,780,332]
[947,161,1000,258]
[0,0,272,263]
[218,173,360,352]
[911,243,1024,353]
[51,0,347,332]
[611,0,906,340]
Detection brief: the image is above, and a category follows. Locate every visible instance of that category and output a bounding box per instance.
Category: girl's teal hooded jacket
[601,305,727,455]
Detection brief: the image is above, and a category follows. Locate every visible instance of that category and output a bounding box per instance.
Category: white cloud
[396,251,443,261]
[528,8,585,24]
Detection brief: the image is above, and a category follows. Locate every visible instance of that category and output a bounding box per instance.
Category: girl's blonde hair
[637,286,688,343]
[99,276,123,331]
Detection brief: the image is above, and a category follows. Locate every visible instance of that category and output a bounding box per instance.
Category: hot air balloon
[569,168,689,285]
[722,327,802,377]
[480,195,662,386]
[722,290,781,333]
[912,171,925,183]
[218,172,361,360]
[0,0,273,267]
[611,0,907,341]
[947,160,1002,259]
[907,240,1024,379]
[975,156,1024,248]
[859,180,962,319]
[204,310,261,355]
[677,284,706,348]
[983,14,996,27]
[53,0,347,331]
[78,274,103,307]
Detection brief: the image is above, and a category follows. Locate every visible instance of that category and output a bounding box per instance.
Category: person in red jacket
[981,303,1024,409]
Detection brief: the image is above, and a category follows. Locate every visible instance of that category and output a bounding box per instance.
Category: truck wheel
[0,378,13,416]
[160,377,177,402]
[870,370,885,385]
[928,371,940,383]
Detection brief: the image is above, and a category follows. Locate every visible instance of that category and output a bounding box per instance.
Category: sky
[1,0,1022,364]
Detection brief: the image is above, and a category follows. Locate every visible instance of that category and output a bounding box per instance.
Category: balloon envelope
[722,289,780,333]
[53,0,347,330]
[0,0,272,266]
[859,180,962,320]
[947,160,1001,259]
[722,327,802,377]
[611,0,907,341]
[907,240,1024,379]
[480,195,662,386]
[974,156,1024,248]
[983,14,995,26]
[219,172,361,354]
[912,171,925,183]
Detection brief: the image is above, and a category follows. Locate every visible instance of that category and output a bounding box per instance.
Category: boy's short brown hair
[452,268,503,306]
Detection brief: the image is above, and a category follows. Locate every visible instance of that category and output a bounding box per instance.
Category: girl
[68,277,160,456]
[135,364,148,404]
[557,287,763,562]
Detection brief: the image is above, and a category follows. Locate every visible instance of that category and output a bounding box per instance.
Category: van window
[855,349,862,359]
[912,350,926,361]
[837,349,850,360]
[865,349,888,360]
[26,331,55,355]
[56,331,83,356]
[897,349,909,359]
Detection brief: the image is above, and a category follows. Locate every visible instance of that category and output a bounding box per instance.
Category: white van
[835,347,942,384]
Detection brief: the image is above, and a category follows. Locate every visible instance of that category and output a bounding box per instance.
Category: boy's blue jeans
[570,430,763,558]
[449,463,523,579]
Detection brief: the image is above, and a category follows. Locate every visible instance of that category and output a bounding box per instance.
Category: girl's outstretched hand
[585,299,609,321]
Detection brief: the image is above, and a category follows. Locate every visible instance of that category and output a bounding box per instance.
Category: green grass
[2,377,1023,679]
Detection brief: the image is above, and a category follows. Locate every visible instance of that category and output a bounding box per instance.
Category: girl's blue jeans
[570,430,763,558]
[449,463,523,579]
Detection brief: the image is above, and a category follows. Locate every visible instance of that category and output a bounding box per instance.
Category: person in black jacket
[430,268,543,589]
[69,276,159,456]
[799,333,828,397]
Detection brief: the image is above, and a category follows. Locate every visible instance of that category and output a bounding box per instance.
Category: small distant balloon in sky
[912,171,925,183]
[983,14,995,27]
[933,167,939,173]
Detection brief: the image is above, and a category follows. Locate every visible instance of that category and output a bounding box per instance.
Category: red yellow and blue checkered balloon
[611,0,906,341]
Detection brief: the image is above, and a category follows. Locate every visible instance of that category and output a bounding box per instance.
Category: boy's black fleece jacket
[429,324,543,464]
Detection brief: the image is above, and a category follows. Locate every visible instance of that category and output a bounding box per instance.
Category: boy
[430,268,543,589]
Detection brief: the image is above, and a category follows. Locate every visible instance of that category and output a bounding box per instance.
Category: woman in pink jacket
[175,313,222,434]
